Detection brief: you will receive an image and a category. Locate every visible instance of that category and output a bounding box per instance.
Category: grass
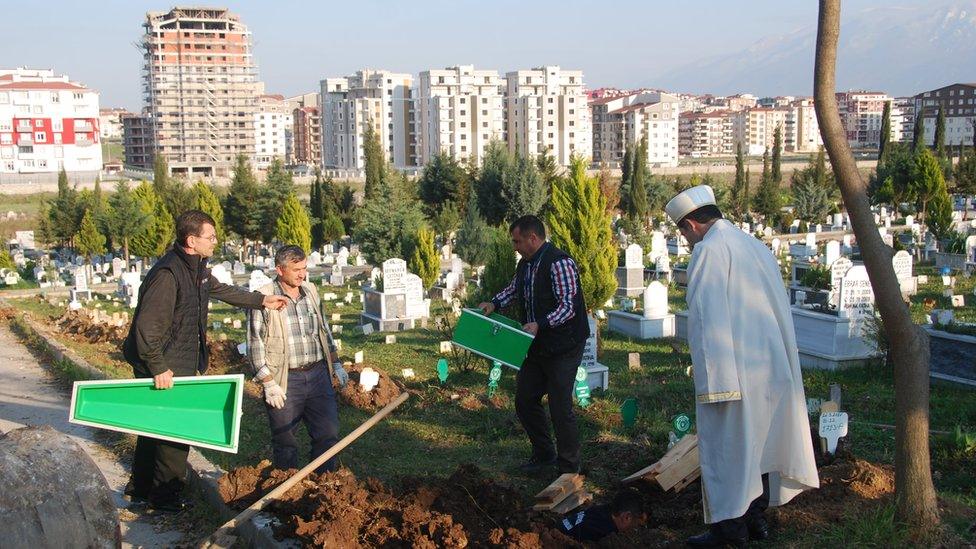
[4,274,975,544]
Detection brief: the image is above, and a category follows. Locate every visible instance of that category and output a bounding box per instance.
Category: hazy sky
[0,0,932,110]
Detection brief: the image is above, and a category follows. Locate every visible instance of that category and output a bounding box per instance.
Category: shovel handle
[201,391,410,548]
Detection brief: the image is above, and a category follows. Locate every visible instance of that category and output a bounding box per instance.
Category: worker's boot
[686,521,747,548]
[748,514,769,541]
[517,455,557,476]
[123,478,149,504]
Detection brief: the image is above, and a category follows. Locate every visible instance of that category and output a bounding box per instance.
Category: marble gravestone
[580,315,609,391]
[360,258,428,332]
[616,243,645,297]
[608,281,675,339]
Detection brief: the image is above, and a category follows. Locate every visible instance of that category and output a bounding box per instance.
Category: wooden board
[550,490,592,514]
[655,446,700,492]
[533,474,584,510]
[622,434,698,484]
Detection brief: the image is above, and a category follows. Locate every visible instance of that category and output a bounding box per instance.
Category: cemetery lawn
[2,278,974,545]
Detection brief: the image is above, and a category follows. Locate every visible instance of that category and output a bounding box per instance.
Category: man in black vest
[122,210,287,512]
[479,215,589,476]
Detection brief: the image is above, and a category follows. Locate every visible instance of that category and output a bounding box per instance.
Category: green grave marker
[487,361,502,397]
[621,398,638,428]
[437,358,449,383]
[573,366,591,408]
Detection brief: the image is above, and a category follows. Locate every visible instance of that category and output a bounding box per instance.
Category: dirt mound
[56,310,127,344]
[207,339,247,374]
[221,463,578,548]
[337,363,405,410]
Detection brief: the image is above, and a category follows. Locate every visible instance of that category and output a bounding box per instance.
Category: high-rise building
[320,69,414,173]
[732,107,790,155]
[415,65,504,166]
[783,99,823,153]
[140,7,262,177]
[835,91,892,150]
[893,97,915,144]
[253,94,289,168]
[505,66,591,165]
[283,92,318,163]
[0,68,102,176]
[913,83,976,148]
[292,106,321,167]
[99,108,131,140]
[590,91,679,168]
[678,110,734,157]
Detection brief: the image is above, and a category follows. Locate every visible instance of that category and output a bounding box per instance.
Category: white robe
[686,219,819,524]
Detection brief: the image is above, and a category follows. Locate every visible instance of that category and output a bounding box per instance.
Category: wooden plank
[655,446,700,492]
[671,467,702,493]
[532,474,584,510]
[621,434,698,484]
[550,490,592,514]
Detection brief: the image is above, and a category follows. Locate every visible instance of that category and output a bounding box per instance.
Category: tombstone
[3,270,19,286]
[580,315,609,391]
[616,244,645,296]
[112,258,125,279]
[330,263,345,286]
[644,281,669,319]
[608,281,674,339]
[771,238,782,256]
[878,227,893,247]
[763,226,773,238]
[649,231,667,262]
[403,274,429,319]
[370,267,382,287]
[880,206,888,218]
[451,256,464,275]
[655,254,671,282]
[828,257,853,307]
[832,213,844,228]
[805,233,816,249]
[966,235,976,262]
[441,244,452,261]
[824,240,841,266]
[354,255,367,267]
[904,215,914,229]
[307,252,321,268]
[382,258,407,293]
[838,266,875,336]
[814,224,823,234]
[248,270,273,292]
[892,250,916,296]
[211,264,233,286]
[120,272,142,308]
[336,248,349,267]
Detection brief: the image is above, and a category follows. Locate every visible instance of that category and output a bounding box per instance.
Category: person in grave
[477,215,589,477]
[664,186,819,547]
[121,211,289,513]
[248,245,349,475]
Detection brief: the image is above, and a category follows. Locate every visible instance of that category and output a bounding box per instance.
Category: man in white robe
[665,186,819,547]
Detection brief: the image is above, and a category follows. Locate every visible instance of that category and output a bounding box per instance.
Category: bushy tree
[627,139,649,223]
[363,121,385,200]
[476,140,511,225]
[926,177,953,241]
[871,143,914,207]
[754,147,781,220]
[48,168,81,246]
[455,195,492,267]
[322,212,345,242]
[536,147,561,188]
[192,180,225,245]
[0,247,15,271]
[912,148,945,228]
[224,155,263,241]
[418,151,469,219]
[354,172,426,264]
[408,227,439,290]
[105,181,148,264]
[75,208,106,261]
[130,181,174,258]
[259,159,295,242]
[730,143,749,218]
[791,151,834,222]
[546,156,617,311]
[478,226,516,303]
[430,200,461,238]
[153,155,193,220]
[501,149,547,224]
[275,194,312,253]
[597,164,620,214]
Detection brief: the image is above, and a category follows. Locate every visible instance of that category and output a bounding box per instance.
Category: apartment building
[415,65,504,166]
[505,66,591,164]
[0,68,102,176]
[253,94,289,168]
[99,108,131,140]
[835,91,892,150]
[283,92,318,162]
[591,91,679,168]
[140,7,261,177]
[292,106,321,167]
[678,110,734,157]
[784,99,823,153]
[914,83,976,147]
[732,107,790,155]
[893,97,915,144]
[123,112,154,169]
[320,69,414,172]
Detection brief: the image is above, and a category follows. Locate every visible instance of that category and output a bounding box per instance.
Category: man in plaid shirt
[249,246,349,473]
[479,215,590,476]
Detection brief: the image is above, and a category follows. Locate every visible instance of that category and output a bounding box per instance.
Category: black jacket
[514,242,589,358]
[122,247,264,377]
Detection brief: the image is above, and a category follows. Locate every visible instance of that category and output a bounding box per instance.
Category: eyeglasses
[194,234,218,243]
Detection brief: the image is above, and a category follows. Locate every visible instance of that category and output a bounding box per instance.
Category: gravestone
[248,270,273,292]
[330,264,344,286]
[655,254,671,282]
[616,244,645,297]
[383,258,407,293]
[825,240,841,266]
[403,274,429,318]
[580,315,609,390]
[112,258,125,279]
[120,272,142,308]
[649,231,667,263]
[892,250,916,296]
[307,252,321,268]
[838,266,875,336]
[608,281,674,339]
[211,264,233,286]
[828,257,853,308]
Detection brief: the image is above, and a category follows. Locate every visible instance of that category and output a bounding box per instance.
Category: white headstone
[211,264,233,285]
[838,266,875,334]
[828,257,854,307]
[771,238,782,256]
[451,256,464,275]
[649,231,667,261]
[73,266,88,291]
[643,281,669,319]
[892,250,913,281]
[825,240,841,266]
[248,270,273,292]
[805,233,816,249]
[112,258,125,278]
[308,252,321,267]
[625,243,644,269]
[404,273,426,318]
[382,258,407,293]
[904,215,914,228]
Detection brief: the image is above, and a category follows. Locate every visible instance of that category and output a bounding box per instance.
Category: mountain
[657,1,976,97]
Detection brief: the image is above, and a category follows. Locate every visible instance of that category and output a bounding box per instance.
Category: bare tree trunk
[814,0,940,530]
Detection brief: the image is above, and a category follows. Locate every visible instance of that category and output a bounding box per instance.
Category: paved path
[0,323,185,548]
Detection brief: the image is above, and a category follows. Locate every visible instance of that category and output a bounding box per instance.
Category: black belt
[290,359,324,372]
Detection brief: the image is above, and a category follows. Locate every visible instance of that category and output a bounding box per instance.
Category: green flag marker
[573,366,591,408]
[621,398,638,428]
[672,413,692,439]
[437,358,449,383]
[487,361,502,397]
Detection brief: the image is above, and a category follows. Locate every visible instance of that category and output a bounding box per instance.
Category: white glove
[333,363,349,388]
[262,379,286,409]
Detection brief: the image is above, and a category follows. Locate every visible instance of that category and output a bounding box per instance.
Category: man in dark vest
[122,210,287,512]
[479,215,589,476]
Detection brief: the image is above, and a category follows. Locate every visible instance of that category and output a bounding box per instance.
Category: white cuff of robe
[696,391,742,404]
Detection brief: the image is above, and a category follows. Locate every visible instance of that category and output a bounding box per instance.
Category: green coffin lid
[69,374,244,453]
[452,308,534,369]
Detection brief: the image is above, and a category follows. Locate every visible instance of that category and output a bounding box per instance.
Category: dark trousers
[265,362,339,474]
[514,344,585,473]
[129,366,192,503]
[713,473,770,538]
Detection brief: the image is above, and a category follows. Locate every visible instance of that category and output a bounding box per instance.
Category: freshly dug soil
[207,339,248,374]
[55,310,128,345]
[220,462,579,548]
[337,363,405,410]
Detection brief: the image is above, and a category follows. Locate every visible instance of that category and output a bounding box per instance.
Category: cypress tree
[224,154,263,241]
[275,194,312,253]
[934,105,947,159]
[878,100,892,168]
[546,156,617,310]
[310,173,325,250]
[627,138,649,224]
[192,180,225,245]
[730,142,748,218]
[772,125,783,184]
[49,167,81,246]
[927,175,953,241]
[105,181,148,264]
[363,121,385,200]
[75,208,106,261]
[408,227,439,290]
[478,226,516,303]
[131,181,174,258]
[754,147,781,220]
[476,140,511,226]
[912,111,925,151]
[454,194,492,267]
[619,143,635,213]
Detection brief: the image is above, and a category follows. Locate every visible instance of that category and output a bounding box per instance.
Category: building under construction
[132,6,261,177]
